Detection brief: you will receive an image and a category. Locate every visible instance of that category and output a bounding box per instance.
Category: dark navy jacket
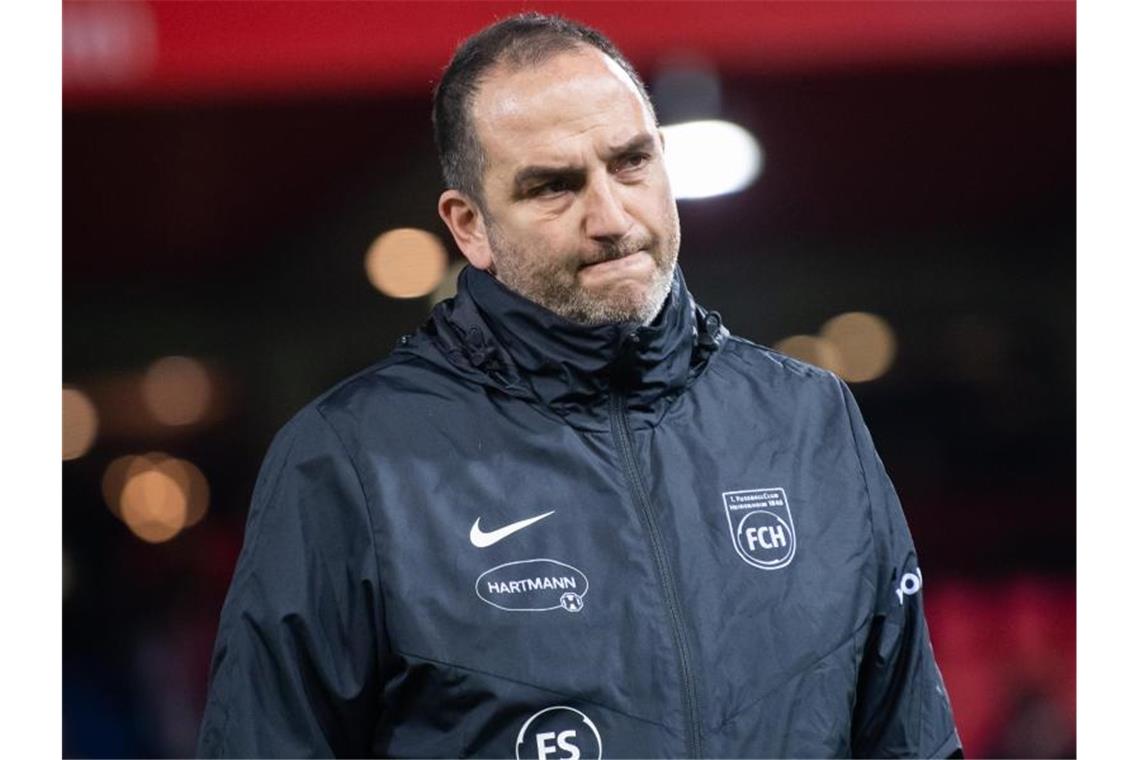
[198,266,961,758]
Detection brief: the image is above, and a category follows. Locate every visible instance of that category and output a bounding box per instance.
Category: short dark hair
[432,12,655,209]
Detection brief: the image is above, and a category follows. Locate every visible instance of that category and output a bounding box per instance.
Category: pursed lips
[579,247,648,270]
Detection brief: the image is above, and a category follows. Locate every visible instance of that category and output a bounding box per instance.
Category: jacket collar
[424,264,724,430]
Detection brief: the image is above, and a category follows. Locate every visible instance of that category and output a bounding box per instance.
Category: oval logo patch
[476,559,589,612]
[723,487,797,570]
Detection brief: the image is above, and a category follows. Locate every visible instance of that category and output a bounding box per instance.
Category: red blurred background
[62,2,1075,756]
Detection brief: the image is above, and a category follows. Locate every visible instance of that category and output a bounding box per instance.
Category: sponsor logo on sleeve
[895,567,923,604]
[723,487,796,570]
[476,559,589,612]
[516,706,602,760]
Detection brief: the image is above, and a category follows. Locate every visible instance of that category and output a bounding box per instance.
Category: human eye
[532,178,569,196]
[616,152,652,173]
[523,174,580,200]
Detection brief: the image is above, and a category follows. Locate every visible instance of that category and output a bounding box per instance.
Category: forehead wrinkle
[472,48,655,194]
[493,106,650,159]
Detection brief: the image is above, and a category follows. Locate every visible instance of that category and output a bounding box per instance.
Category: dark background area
[62,2,1075,756]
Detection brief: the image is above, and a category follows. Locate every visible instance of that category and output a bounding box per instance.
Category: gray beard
[485,219,680,327]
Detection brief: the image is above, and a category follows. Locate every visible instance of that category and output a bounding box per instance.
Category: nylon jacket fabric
[198,266,961,759]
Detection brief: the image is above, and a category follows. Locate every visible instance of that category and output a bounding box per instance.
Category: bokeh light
[102,452,210,540]
[430,260,467,306]
[774,334,843,372]
[62,386,99,460]
[820,311,897,382]
[142,356,212,426]
[660,119,763,199]
[101,453,145,518]
[120,464,187,543]
[163,456,210,527]
[365,228,448,298]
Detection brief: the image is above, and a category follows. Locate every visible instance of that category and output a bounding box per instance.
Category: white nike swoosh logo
[469,510,556,548]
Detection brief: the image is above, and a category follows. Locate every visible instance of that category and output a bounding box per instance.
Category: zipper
[609,388,702,758]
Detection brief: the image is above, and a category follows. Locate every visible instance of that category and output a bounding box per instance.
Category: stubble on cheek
[486,222,578,306]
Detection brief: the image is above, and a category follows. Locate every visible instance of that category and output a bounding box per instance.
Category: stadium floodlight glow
[660,119,763,200]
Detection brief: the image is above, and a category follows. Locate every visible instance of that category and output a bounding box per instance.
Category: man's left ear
[438,190,493,270]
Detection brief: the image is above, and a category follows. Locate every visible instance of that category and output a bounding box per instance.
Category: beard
[484,209,681,326]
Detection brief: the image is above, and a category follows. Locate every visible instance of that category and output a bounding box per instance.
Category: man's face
[469,47,680,325]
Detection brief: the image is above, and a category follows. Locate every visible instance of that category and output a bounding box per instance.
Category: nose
[582,176,633,242]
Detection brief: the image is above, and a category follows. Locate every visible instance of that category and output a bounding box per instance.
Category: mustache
[580,235,655,267]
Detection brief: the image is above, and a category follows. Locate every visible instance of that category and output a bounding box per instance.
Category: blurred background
[62,2,1075,757]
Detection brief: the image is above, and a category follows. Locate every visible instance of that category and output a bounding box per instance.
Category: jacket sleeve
[197,405,386,758]
[839,381,963,759]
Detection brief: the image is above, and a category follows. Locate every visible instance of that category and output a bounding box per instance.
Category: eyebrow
[509,132,657,197]
[602,132,657,162]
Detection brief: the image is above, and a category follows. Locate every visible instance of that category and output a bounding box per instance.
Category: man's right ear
[438,190,493,270]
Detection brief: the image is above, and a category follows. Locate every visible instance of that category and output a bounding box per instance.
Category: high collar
[419,264,725,431]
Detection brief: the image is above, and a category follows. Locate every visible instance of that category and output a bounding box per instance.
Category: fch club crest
[723,487,796,570]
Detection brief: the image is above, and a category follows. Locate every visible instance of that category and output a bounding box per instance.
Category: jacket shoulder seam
[312,352,423,406]
[719,335,839,382]
[834,376,884,601]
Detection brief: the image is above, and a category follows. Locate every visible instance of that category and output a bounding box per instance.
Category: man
[198,13,961,759]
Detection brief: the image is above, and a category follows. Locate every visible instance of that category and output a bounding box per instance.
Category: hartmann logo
[476,559,589,612]
[487,576,578,595]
